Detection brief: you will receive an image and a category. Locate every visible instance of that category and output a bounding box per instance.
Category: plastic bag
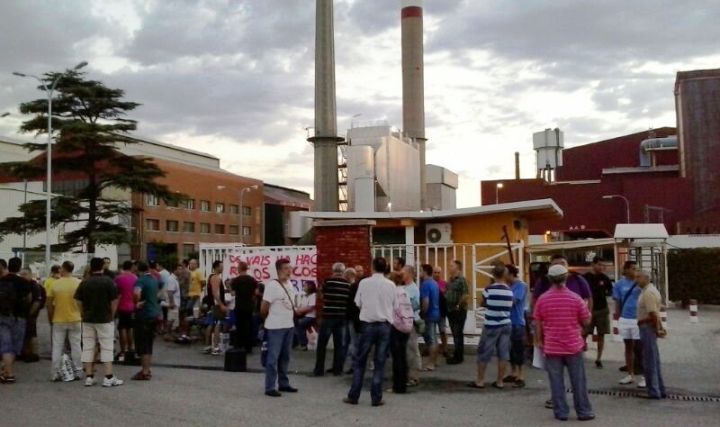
[532,346,545,370]
[60,353,76,382]
[306,327,318,351]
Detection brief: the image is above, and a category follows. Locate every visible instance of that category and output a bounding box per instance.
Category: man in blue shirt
[132,261,162,381]
[506,265,528,387]
[419,264,440,371]
[612,260,644,387]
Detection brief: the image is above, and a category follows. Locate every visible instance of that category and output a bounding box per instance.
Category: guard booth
[613,224,670,303]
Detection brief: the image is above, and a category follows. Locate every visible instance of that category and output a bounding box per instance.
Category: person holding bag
[260,258,299,397]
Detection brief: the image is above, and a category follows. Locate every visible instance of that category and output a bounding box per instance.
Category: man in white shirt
[344,257,397,407]
[165,265,182,333]
[261,259,298,397]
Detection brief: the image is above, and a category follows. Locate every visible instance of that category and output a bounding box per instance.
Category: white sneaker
[619,375,634,385]
[84,376,97,387]
[637,376,646,388]
[102,376,124,387]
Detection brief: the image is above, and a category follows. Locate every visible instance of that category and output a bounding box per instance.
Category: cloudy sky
[1,0,719,207]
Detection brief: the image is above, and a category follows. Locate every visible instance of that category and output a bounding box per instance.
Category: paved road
[3,308,719,426]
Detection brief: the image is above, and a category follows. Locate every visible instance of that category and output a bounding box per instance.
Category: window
[216,202,225,213]
[182,244,195,257]
[215,224,225,234]
[242,226,251,236]
[146,219,160,231]
[166,198,179,208]
[229,204,239,214]
[49,179,89,197]
[166,220,179,232]
[200,200,211,212]
[184,199,195,210]
[183,222,195,233]
[200,223,211,233]
[242,206,252,216]
[146,194,159,207]
[229,225,239,235]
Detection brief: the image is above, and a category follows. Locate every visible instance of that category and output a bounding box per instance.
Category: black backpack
[0,280,17,316]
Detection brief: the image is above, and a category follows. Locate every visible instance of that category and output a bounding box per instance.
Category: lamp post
[495,182,504,204]
[603,194,631,224]
[13,61,88,277]
[239,185,259,244]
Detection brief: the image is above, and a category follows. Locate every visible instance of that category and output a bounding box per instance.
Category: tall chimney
[514,152,520,180]
[308,0,343,212]
[401,0,427,209]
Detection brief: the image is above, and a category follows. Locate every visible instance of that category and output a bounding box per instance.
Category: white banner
[222,247,317,292]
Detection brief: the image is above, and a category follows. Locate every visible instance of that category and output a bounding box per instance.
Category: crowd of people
[0,252,668,422]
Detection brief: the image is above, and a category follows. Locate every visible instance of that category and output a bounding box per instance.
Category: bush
[668,248,720,305]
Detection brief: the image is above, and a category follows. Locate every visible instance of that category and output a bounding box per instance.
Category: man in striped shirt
[535,264,594,422]
[468,264,513,389]
[314,262,352,376]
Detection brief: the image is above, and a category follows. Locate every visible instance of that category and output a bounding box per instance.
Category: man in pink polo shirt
[535,264,594,422]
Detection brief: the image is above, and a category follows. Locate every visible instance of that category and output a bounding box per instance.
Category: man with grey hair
[344,267,360,374]
[535,264,594,421]
[314,262,352,376]
[402,265,422,386]
[636,270,667,399]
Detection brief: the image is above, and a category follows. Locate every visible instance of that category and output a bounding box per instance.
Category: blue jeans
[640,324,666,398]
[264,328,293,392]
[348,321,391,404]
[545,352,593,420]
[314,318,346,375]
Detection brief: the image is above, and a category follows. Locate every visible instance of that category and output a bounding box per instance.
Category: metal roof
[301,198,563,220]
[614,224,669,240]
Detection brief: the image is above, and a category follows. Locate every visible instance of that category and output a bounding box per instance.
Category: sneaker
[84,376,96,387]
[202,346,213,354]
[102,376,124,387]
[637,377,646,388]
[619,375,634,385]
[211,347,222,356]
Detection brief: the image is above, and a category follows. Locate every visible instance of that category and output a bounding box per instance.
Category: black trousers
[448,310,467,362]
[234,310,254,352]
[314,318,346,375]
[390,328,409,393]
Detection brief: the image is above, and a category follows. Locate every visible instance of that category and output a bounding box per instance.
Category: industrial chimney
[308,0,343,212]
[401,0,427,209]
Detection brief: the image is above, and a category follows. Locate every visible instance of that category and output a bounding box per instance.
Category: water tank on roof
[534,128,564,171]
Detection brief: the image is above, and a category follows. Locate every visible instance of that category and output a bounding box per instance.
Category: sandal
[466,382,485,389]
[0,375,16,384]
[503,375,517,383]
[131,371,152,381]
[513,379,526,388]
[491,381,505,389]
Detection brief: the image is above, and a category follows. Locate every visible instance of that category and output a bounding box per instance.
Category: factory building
[480,68,720,238]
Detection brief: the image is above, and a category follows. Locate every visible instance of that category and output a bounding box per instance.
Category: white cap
[547,264,568,277]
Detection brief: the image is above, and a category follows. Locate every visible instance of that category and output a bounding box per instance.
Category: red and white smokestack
[401,0,427,209]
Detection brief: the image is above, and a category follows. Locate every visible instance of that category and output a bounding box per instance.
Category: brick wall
[315,221,373,287]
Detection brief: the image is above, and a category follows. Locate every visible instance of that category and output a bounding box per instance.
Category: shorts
[477,324,511,363]
[134,319,158,356]
[0,316,26,356]
[117,312,135,330]
[184,296,199,315]
[618,317,640,340]
[81,322,114,363]
[509,325,526,366]
[167,307,179,324]
[586,308,610,336]
[423,320,439,345]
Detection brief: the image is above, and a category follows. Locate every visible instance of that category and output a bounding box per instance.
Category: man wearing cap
[534,264,594,422]
[636,270,667,399]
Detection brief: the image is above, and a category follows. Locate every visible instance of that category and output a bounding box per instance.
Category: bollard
[660,306,668,329]
[689,299,699,323]
[611,313,622,342]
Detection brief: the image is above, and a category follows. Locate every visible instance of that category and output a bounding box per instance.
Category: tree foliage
[0,69,182,253]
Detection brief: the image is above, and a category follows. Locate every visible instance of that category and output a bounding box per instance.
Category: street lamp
[496,182,504,204]
[13,61,88,276]
[602,194,631,224]
[239,185,259,244]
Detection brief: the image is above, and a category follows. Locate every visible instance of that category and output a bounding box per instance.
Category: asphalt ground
[2,307,719,426]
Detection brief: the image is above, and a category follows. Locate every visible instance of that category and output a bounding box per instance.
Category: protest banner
[222,246,317,292]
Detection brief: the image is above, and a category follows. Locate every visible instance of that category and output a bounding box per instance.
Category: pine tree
[0,69,181,254]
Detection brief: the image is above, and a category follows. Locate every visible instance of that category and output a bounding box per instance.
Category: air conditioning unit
[426,223,453,244]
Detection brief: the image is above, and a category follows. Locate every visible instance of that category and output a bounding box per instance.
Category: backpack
[393,288,414,334]
[0,280,17,316]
